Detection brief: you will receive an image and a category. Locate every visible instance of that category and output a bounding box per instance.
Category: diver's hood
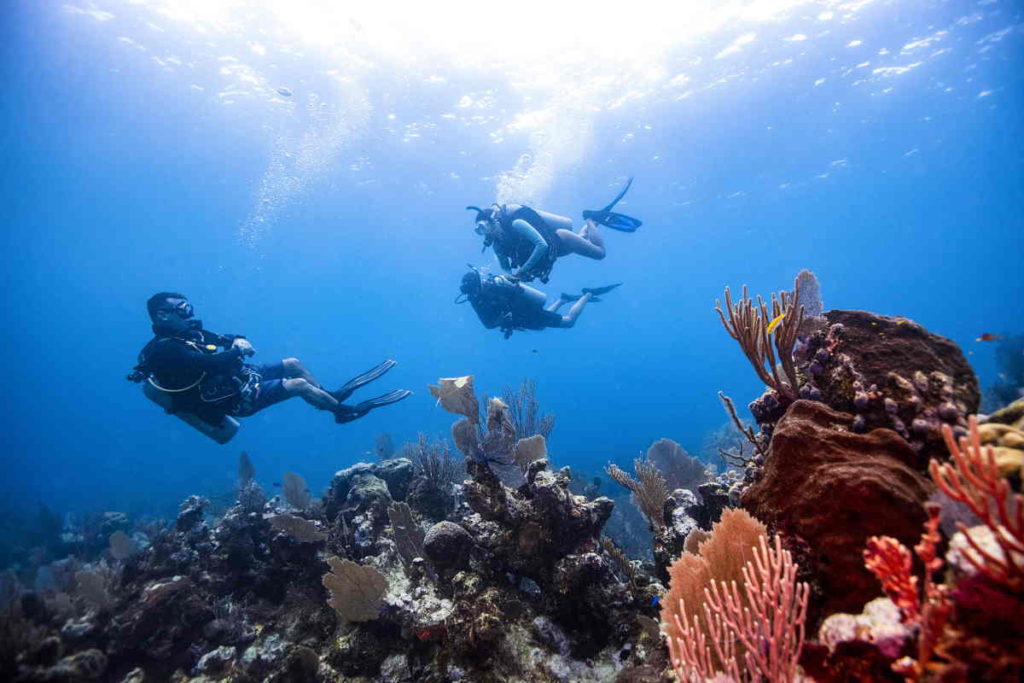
[460,270,482,295]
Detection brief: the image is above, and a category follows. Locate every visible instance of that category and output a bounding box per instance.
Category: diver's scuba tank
[142,382,240,444]
[130,334,242,444]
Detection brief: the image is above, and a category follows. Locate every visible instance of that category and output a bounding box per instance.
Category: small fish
[276,87,292,97]
[272,482,281,487]
[531,349,540,354]
[766,313,785,334]
[205,344,217,351]
[651,595,660,607]
[976,333,1004,342]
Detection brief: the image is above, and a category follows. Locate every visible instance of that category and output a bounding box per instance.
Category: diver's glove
[510,269,535,282]
[231,338,256,357]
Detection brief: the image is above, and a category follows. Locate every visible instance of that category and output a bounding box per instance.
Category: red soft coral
[864,536,920,622]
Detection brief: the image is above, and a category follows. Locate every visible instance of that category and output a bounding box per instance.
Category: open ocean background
[2,0,1021,520]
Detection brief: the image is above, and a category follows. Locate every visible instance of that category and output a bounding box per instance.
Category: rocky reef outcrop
[2,439,666,682]
[742,400,932,618]
[781,309,979,467]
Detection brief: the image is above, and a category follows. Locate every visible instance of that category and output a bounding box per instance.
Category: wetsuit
[490,205,562,282]
[134,327,289,425]
[468,276,561,338]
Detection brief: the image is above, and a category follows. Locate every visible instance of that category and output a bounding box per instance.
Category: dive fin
[582,283,622,297]
[582,178,641,232]
[333,359,397,402]
[334,389,413,424]
[601,177,634,213]
[354,389,413,412]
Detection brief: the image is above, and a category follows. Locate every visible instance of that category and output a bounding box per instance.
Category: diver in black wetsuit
[128,292,411,429]
[466,178,642,283]
[457,269,620,339]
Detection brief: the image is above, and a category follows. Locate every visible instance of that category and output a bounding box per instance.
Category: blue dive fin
[582,178,641,232]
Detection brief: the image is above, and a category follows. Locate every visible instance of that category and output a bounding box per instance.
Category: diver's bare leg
[282,357,322,388]
[281,378,338,410]
[556,293,593,328]
[555,218,606,260]
[546,299,568,313]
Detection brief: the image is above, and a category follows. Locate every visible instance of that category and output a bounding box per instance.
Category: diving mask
[163,301,194,319]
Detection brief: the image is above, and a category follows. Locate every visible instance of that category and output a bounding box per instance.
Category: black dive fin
[354,389,413,411]
[335,389,413,424]
[333,360,397,402]
[582,283,622,297]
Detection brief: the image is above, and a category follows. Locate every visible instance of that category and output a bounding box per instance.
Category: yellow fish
[766,313,786,334]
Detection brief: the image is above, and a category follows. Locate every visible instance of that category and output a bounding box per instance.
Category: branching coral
[502,378,555,439]
[665,534,809,682]
[863,504,952,681]
[718,392,767,466]
[606,458,668,530]
[661,508,767,668]
[930,416,1024,590]
[864,536,919,621]
[408,434,461,492]
[715,284,804,401]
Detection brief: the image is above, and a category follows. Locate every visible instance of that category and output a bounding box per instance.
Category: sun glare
[68,0,892,234]
[132,0,819,74]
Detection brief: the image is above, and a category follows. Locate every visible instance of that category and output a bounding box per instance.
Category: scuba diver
[466,178,642,283]
[457,268,621,339]
[127,292,411,443]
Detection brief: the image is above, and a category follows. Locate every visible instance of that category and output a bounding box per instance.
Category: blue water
[3,0,1021,518]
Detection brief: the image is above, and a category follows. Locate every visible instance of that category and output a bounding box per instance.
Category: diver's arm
[158,341,246,372]
[510,219,548,273]
[203,331,245,347]
[469,299,501,329]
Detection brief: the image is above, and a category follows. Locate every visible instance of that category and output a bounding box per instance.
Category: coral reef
[4,281,1021,681]
[645,439,708,494]
[790,309,979,466]
[716,283,804,402]
[742,399,932,619]
[0,375,683,681]
[502,378,556,439]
